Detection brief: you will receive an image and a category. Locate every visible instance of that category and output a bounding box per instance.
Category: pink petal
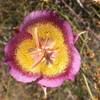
[37,76,65,88]
[66,45,81,80]
[62,21,74,44]
[10,67,40,83]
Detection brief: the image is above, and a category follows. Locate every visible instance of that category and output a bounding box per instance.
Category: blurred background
[0,0,100,100]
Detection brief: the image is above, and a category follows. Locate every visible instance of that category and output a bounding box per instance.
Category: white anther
[37,48,42,51]
[47,50,52,53]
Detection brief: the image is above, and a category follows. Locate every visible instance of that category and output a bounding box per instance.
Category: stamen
[33,27,40,48]
[46,48,58,52]
[28,29,58,67]
[42,37,49,49]
[28,48,34,52]
[28,48,41,56]
[32,54,44,67]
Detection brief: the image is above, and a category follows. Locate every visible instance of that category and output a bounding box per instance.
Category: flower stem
[41,86,48,99]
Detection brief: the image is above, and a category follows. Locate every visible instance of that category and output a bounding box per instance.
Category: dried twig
[82,73,96,100]
[61,0,85,23]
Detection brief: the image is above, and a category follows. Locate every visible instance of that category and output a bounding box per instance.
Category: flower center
[16,22,70,76]
[28,28,57,67]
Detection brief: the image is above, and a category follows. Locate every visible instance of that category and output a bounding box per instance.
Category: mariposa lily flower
[5,10,81,89]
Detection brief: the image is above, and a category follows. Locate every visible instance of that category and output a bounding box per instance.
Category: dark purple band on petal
[19,10,74,45]
[5,33,32,61]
